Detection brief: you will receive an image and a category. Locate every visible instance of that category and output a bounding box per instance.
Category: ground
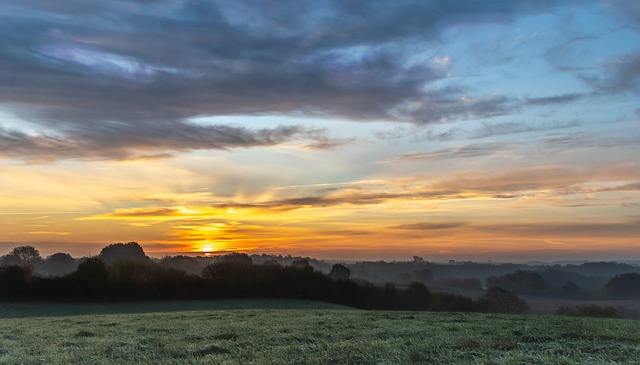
[0,300,639,364]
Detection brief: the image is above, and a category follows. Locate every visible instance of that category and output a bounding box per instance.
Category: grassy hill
[0,299,638,364]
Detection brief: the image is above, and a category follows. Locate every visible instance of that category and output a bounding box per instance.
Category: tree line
[0,243,532,314]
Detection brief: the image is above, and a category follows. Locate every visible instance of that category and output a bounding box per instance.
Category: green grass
[1,300,639,364]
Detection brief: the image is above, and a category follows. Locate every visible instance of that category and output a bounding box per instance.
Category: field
[1,300,639,364]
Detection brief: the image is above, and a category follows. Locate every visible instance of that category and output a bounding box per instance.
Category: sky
[0,0,639,262]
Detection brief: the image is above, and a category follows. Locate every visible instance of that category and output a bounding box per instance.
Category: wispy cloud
[376,120,580,142]
[0,122,341,162]
[384,142,511,162]
[83,163,640,223]
[391,222,467,230]
[526,93,584,105]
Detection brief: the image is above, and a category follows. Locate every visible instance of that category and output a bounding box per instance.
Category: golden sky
[1,1,639,261]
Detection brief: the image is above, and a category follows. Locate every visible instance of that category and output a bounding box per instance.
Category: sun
[201,244,214,257]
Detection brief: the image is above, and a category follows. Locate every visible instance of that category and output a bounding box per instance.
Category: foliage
[216,252,253,265]
[1,303,640,364]
[39,253,78,277]
[432,277,483,290]
[159,255,202,275]
[8,245,42,266]
[0,265,33,298]
[329,263,350,280]
[487,270,549,294]
[98,242,148,264]
[605,273,640,299]
[477,287,529,314]
[556,304,619,318]
[561,280,581,295]
[0,252,469,311]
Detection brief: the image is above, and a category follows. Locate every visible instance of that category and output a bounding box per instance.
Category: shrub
[477,287,528,314]
[556,304,619,318]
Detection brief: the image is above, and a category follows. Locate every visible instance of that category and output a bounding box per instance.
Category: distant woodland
[1,242,639,318]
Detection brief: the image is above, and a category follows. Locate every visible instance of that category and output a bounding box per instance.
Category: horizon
[4,242,640,267]
[1,1,639,262]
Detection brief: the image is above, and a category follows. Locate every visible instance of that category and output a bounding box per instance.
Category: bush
[556,304,619,318]
[477,287,528,314]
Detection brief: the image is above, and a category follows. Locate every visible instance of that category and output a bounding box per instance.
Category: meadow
[0,300,639,364]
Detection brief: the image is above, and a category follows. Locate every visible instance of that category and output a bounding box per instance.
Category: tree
[98,242,148,264]
[40,253,77,277]
[605,273,640,299]
[8,245,42,266]
[291,259,313,272]
[329,264,350,281]
[160,255,201,275]
[402,281,431,310]
[216,252,252,265]
[561,280,580,295]
[477,287,529,314]
[0,265,33,298]
[486,270,549,294]
[0,255,21,267]
[74,258,109,283]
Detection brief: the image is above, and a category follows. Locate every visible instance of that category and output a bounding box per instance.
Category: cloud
[376,120,580,142]
[0,0,577,161]
[580,52,640,94]
[391,222,467,230]
[0,122,339,161]
[605,0,640,27]
[526,93,584,105]
[477,221,640,238]
[385,142,510,162]
[541,133,640,151]
[470,121,580,139]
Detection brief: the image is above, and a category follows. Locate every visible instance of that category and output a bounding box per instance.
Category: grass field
[1,300,639,364]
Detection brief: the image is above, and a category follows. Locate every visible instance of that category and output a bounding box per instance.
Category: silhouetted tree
[561,280,580,295]
[605,273,640,299]
[329,264,351,280]
[0,265,33,298]
[0,255,21,267]
[291,259,313,273]
[486,270,549,294]
[72,258,109,300]
[263,259,282,267]
[160,255,202,275]
[477,287,529,314]
[216,252,252,265]
[39,253,77,277]
[98,242,148,264]
[8,245,42,266]
[402,281,431,310]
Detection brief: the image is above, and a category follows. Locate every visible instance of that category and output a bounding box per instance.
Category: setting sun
[0,0,638,263]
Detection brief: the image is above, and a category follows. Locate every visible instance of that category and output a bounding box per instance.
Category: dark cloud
[0,122,333,162]
[526,93,583,105]
[0,0,575,161]
[580,52,640,95]
[606,0,640,27]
